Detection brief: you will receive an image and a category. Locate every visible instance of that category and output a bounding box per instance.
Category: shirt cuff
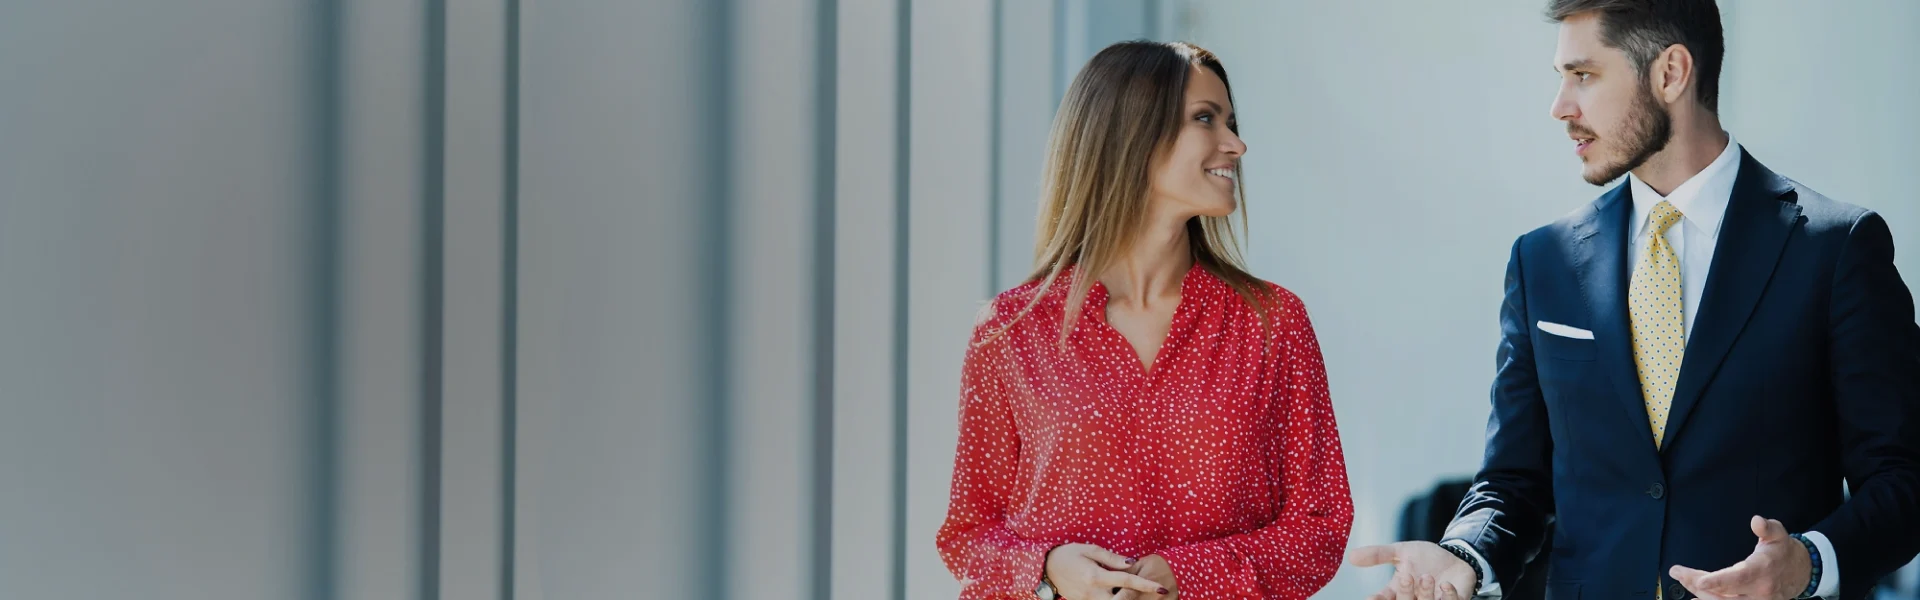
[1802,530,1840,599]
[1156,537,1261,598]
[1439,540,1503,599]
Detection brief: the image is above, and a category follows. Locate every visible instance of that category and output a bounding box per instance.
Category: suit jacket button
[1648,482,1665,499]
[1668,581,1689,599]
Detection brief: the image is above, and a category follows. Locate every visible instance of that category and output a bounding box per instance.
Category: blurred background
[2,0,1916,598]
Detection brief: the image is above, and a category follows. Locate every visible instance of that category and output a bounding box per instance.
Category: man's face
[1550,12,1672,186]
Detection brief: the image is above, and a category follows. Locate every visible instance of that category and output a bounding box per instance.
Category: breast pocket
[1534,325,1597,362]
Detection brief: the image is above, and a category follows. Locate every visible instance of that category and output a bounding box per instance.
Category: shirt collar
[1627,133,1742,241]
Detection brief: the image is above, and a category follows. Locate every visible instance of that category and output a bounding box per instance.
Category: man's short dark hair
[1547,0,1724,112]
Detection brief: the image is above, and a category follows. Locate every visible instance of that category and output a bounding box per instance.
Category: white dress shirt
[1444,135,1840,599]
[1626,134,1741,340]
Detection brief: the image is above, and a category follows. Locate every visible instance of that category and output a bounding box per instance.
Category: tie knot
[1649,200,1684,235]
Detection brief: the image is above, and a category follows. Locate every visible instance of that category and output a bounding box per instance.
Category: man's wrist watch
[1438,542,1486,595]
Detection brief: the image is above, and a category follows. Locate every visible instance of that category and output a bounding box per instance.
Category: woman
[936,41,1353,600]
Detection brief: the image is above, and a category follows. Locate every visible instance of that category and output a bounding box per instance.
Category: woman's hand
[1044,544,1167,600]
[1113,554,1178,600]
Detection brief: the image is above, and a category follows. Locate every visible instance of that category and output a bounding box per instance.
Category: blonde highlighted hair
[981,40,1273,348]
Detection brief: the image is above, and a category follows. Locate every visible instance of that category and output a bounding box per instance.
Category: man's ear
[1651,43,1695,105]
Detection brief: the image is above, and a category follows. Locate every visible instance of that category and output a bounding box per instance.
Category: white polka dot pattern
[935,264,1354,599]
[1630,200,1687,449]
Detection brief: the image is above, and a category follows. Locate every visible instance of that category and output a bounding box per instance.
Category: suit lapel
[1572,182,1664,450]
[1661,151,1801,450]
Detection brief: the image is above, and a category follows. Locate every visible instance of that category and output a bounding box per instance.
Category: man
[1349,1,1920,599]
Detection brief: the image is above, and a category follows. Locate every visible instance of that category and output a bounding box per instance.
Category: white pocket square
[1537,321,1594,340]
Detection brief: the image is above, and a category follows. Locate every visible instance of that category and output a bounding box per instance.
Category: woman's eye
[1196,112,1213,124]
[1578,72,1591,82]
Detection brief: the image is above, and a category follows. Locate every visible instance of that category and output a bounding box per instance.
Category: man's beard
[1576,85,1674,186]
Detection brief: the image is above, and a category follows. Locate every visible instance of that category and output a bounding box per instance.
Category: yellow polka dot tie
[1630,200,1686,450]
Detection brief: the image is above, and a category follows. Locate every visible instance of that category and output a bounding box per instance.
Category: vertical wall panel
[993,0,1059,291]
[830,0,905,597]
[0,1,331,598]
[335,0,430,597]
[514,0,723,598]
[439,0,513,597]
[905,0,996,597]
[726,0,822,596]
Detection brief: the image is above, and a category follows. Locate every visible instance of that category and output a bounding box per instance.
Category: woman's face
[1148,65,1247,220]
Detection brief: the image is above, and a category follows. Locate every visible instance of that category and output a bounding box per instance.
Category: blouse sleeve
[935,313,1055,597]
[1157,289,1355,599]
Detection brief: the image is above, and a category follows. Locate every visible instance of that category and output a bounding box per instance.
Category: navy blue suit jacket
[1441,152,1920,600]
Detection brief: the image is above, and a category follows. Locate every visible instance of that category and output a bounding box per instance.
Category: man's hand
[1348,541,1478,600]
[1112,554,1177,600]
[1044,544,1166,600]
[1670,516,1812,600]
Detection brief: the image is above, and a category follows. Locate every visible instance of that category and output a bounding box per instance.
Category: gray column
[0,1,336,598]
[724,0,828,596]
[994,0,1060,291]
[515,0,731,598]
[334,0,431,597]
[438,0,514,597]
[831,0,906,597]
[905,0,996,597]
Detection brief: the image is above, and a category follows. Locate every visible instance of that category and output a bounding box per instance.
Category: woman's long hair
[982,40,1273,347]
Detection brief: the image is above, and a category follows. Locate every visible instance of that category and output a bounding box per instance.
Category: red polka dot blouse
[936,263,1354,599]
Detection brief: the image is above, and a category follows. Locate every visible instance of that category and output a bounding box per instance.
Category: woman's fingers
[1086,547,1136,571]
[1093,569,1168,595]
[1440,580,1463,600]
